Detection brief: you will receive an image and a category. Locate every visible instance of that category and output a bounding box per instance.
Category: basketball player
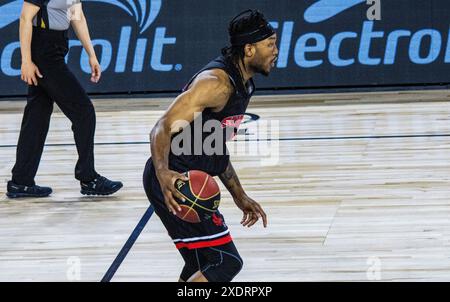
[6,0,123,198]
[143,10,277,282]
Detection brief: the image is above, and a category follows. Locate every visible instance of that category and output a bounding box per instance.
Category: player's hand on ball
[234,194,267,228]
[156,169,189,214]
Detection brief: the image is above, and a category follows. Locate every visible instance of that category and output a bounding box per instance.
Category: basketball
[174,170,221,223]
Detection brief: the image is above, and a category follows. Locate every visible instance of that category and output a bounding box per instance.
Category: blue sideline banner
[1,0,449,96]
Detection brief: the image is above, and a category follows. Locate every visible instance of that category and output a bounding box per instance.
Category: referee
[6,0,122,198]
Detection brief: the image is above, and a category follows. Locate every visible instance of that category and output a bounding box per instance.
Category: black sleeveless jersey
[168,55,255,176]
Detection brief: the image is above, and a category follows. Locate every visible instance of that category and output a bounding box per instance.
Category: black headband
[230,22,275,46]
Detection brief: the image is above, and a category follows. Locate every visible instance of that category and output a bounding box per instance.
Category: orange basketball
[174,170,221,223]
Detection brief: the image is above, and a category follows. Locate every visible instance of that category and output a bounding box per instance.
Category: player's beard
[249,59,270,77]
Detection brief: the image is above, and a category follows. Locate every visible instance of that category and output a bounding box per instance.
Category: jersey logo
[221,114,244,129]
[221,114,244,140]
[212,213,224,227]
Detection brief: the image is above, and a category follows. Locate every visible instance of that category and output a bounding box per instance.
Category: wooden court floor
[0,89,449,281]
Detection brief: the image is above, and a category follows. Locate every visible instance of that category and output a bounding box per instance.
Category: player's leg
[187,241,243,282]
[178,248,207,282]
[143,158,243,282]
[144,158,206,281]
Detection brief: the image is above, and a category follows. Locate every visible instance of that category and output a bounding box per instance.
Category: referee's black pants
[12,27,97,186]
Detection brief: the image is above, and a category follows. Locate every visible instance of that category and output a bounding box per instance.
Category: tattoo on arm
[219,161,245,199]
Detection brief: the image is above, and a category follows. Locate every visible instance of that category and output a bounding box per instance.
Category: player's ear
[244,44,256,58]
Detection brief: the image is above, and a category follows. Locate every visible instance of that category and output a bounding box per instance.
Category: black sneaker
[80,175,123,196]
[6,181,52,198]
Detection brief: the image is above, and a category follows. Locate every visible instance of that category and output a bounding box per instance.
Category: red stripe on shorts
[175,234,232,250]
